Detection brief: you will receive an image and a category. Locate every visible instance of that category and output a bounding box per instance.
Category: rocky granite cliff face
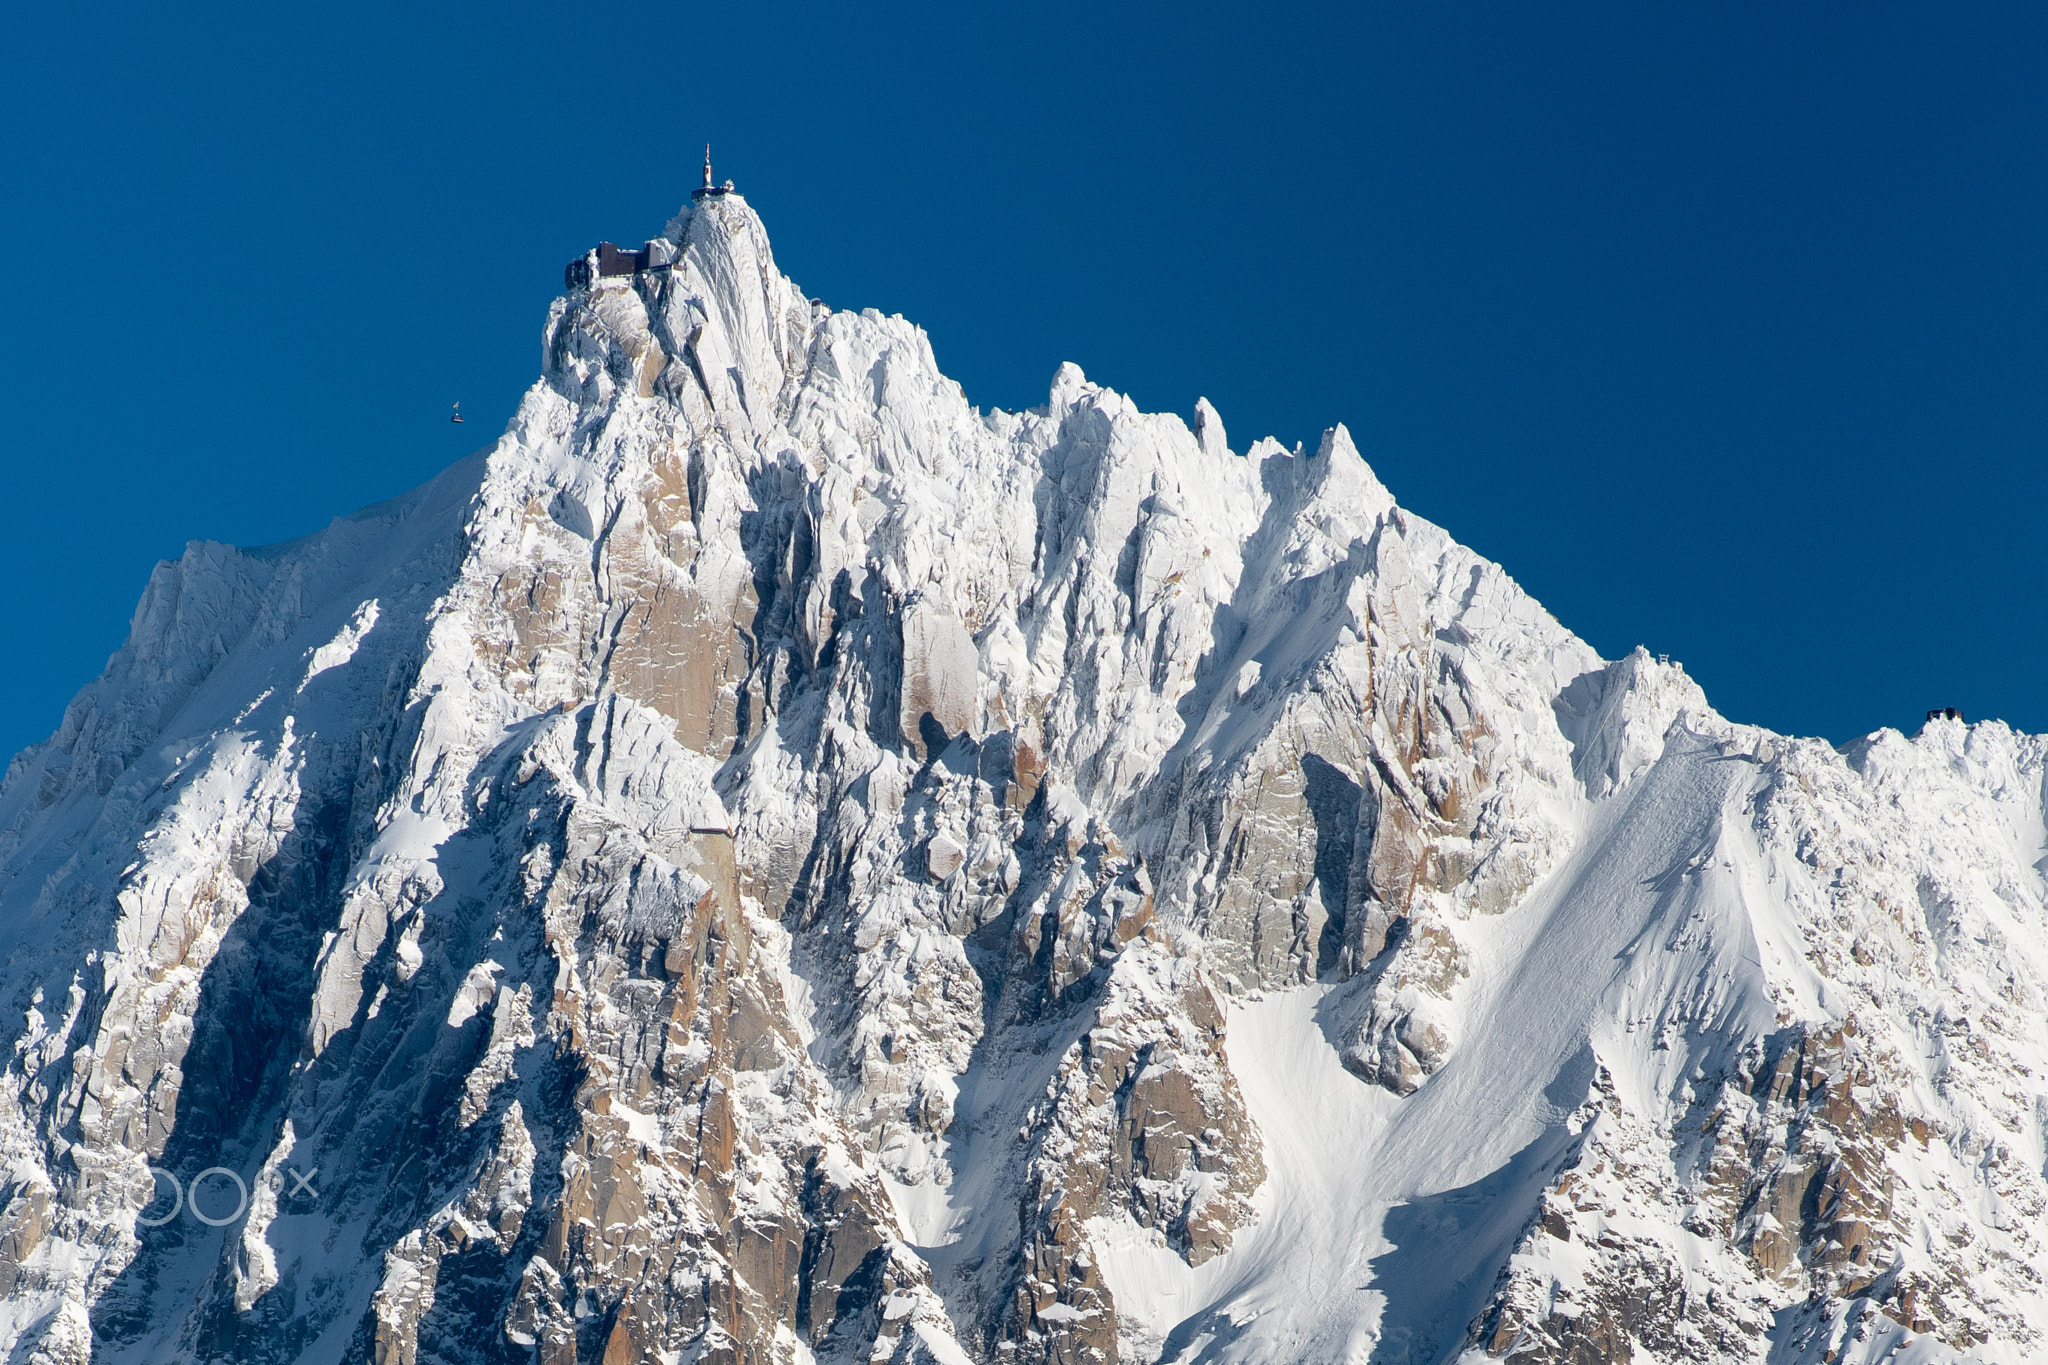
[0,190,2042,1365]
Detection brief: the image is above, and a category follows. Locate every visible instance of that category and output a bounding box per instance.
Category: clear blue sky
[3,2,2044,761]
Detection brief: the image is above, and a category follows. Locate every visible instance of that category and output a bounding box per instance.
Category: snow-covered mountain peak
[0,186,2041,1365]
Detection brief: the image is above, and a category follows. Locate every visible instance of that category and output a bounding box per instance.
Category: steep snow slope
[0,188,2042,1365]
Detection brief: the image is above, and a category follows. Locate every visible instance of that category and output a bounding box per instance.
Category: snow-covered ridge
[0,187,2041,1365]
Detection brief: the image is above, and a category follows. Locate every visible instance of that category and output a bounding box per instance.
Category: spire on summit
[693,144,734,200]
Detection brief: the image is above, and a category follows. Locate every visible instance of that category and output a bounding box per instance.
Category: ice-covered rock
[0,185,2040,1365]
